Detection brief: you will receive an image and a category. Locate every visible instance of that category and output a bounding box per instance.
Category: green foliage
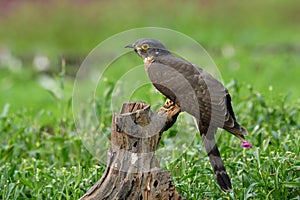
[0,106,105,199]
[1,81,299,199]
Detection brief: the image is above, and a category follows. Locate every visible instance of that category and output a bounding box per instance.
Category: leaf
[244,182,258,199]
[282,182,300,188]
[256,92,266,107]
[19,177,34,189]
[0,103,10,118]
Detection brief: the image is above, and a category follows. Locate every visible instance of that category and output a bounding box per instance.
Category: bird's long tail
[198,124,232,191]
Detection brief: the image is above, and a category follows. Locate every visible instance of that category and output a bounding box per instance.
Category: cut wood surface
[80,101,185,200]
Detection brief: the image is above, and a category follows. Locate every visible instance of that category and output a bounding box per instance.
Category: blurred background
[0,0,299,115]
[0,0,299,199]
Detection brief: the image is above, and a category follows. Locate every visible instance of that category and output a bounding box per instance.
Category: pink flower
[242,141,252,148]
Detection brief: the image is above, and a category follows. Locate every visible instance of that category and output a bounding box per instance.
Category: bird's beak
[125,43,135,48]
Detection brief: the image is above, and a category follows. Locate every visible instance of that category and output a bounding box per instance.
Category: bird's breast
[143,56,155,71]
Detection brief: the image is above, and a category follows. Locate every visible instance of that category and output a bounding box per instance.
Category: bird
[125,38,249,191]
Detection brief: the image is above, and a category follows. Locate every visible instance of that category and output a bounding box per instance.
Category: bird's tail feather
[199,124,232,191]
[202,135,232,191]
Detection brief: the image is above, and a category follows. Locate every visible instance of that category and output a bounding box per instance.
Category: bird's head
[125,38,169,60]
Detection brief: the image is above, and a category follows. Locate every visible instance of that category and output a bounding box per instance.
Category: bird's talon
[160,99,178,111]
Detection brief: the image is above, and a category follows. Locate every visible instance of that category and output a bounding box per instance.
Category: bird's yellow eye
[141,43,150,50]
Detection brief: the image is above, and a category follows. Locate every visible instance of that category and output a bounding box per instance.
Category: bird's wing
[148,55,236,128]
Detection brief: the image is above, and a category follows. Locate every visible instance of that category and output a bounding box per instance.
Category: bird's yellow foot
[158,99,181,132]
[159,99,180,111]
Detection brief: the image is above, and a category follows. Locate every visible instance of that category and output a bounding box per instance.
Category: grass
[1,81,299,199]
[0,0,300,199]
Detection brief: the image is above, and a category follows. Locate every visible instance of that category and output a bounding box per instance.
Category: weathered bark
[80,101,185,200]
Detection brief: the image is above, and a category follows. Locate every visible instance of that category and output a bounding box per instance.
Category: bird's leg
[157,99,181,135]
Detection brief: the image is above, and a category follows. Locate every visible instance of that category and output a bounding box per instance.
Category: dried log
[80,101,185,200]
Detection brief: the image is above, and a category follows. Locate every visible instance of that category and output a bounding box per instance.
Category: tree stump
[80,101,185,200]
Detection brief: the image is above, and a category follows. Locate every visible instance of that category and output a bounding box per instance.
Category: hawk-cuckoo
[125,38,248,191]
